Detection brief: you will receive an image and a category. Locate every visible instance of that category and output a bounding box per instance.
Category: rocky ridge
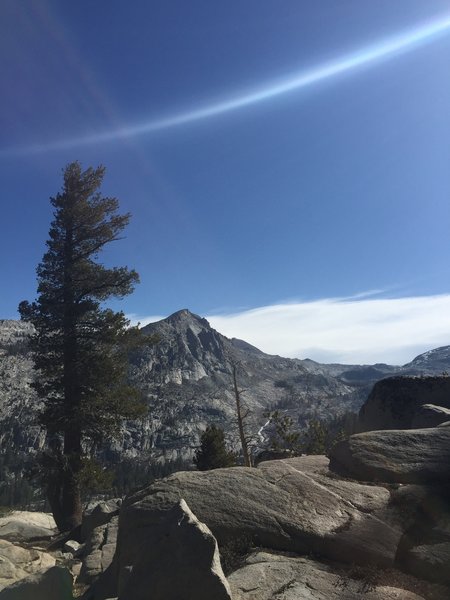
[1,380,449,599]
[1,312,450,465]
[1,448,447,599]
[84,448,449,599]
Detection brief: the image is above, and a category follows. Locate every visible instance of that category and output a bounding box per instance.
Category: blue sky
[1,1,450,363]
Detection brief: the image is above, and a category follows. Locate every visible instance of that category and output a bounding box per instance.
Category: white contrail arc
[5,13,450,155]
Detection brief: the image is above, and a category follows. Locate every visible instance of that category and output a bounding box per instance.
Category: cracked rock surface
[121,456,404,569]
[228,551,434,600]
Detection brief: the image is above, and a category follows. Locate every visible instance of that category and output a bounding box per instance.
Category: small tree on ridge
[194,425,236,471]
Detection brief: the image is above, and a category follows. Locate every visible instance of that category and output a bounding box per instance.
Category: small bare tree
[231,363,252,467]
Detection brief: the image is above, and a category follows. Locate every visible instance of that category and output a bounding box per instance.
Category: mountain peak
[140,309,211,335]
[404,346,450,371]
[138,308,226,384]
[166,308,198,321]
[164,309,211,330]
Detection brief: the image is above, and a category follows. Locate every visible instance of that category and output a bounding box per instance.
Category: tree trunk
[60,261,82,531]
[60,427,83,531]
[46,477,65,533]
[61,472,82,531]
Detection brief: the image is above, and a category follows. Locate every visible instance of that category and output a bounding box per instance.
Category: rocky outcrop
[119,457,402,570]
[0,540,56,591]
[81,499,121,543]
[118,499,231,600]
[0,511,83,595]
[0,512,56,543]
[329,427,450,483]
[78,498,122,592]
[328,427,450,586]
[228,551,431,600]
[81,454,450,598]
[0,565,73,600]
[396,488,450,586]
[358,376,450,432]
[412,403,450,428]
[79,517,118,586]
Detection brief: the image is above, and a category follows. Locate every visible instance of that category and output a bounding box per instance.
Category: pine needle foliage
[19,162,143,531]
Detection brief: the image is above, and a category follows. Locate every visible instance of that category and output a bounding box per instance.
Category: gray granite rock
[0,566,73,600]
[0,539,56,591]
[358,376,450,432]
[120,457,403,569]
[405,542,450,585]
[412,404,450,428]
[329,428,450,483]
[118,499,231,600]
[228,551,428,600]
[63,540,82,556]
[79,517,118,585]
[396,488,450,585]
[0,512,56,543]
[81,500,121,543]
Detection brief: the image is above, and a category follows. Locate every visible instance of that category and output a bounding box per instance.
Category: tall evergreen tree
[19,162,143,532]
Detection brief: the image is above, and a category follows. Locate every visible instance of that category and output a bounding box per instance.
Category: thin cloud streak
[129,294,450,365]
[4,12,450,155]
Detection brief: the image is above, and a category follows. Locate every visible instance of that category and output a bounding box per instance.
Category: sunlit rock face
[128,309,365,462]
[139,309,227,384]
[329,428,450,484]
[89,456,450,597]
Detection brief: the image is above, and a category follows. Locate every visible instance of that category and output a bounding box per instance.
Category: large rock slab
[329,428,450,483]
[87,458,450,597]
[119,457,403,570]
[405,542,450,585]
[228,551,430,600]
[0,565,73,599]
[412,404,450,428]
[0,539,56,591]
[0,512,56,542]
[396,488,450,585]
[118,499,231,600]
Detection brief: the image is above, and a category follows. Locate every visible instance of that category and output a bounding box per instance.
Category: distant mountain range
[1,310,449,464]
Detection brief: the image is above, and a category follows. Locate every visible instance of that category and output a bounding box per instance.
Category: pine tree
[194,425,236,471]
[302,419,328,455]
[19,162,143,532]
[264,410,302,455]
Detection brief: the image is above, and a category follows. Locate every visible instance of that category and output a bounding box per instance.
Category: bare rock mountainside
[1,312,450,464]
[0,321,44,452]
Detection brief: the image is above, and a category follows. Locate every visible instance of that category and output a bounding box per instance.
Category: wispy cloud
[129,294,450,365]
[207,294,450,365]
